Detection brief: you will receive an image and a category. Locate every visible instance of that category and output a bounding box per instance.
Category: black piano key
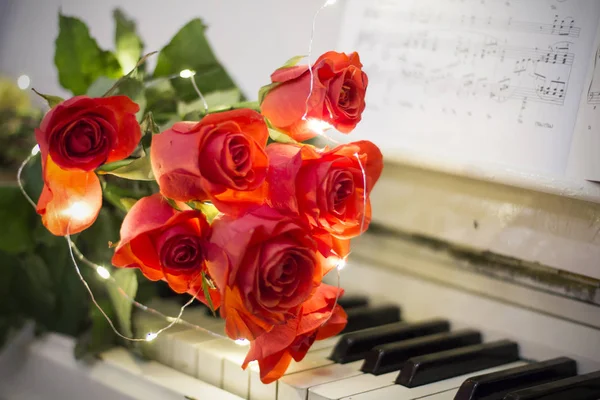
[338,295,370,309]
[362,329,482,375]
[342,304,401,334]
[396,340,520,388]
[504,371,600,400]
[455,357,577,400]
[330,319,450,364]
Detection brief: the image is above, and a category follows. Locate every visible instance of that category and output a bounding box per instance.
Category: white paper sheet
[336,0,600,176]
[567,20,600,181]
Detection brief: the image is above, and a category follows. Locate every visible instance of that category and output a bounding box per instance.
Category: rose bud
[35,95,141,235]
[207,206,323,341]
[112,193,220,308]
[261,51,368,142]
[151,109,269,217]
[267,140,383,244]
[241,284,347,384]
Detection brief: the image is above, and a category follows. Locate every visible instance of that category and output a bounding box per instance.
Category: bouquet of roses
[30,13,382,383]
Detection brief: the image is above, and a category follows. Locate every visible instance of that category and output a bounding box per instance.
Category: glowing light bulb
[96,266,111,280]
[336,258,347,271]
[17,75,30,90]
[179,69,196,78]
[305,118,333,136]
[235,339,250,346]
[325,0,337,6]
[146,332,158,342]
[61,201,95,222]
[31,145,40,156]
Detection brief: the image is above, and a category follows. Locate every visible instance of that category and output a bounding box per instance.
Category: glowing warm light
[61,201,95,222]
[146,332,158,342]
[17,75,30,90]
[96,266,111,280]
[179,69,196,78]
[336,258,347,271]
[325,0,337,6]
[235,339,250,346]
[305,118,333,136]
[31,145,40,156]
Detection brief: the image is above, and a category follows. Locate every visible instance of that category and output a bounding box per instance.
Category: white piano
[2,153,599,399]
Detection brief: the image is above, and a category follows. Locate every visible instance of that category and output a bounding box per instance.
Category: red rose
[241,284,347,384]
[208,206,324,340]
[112,194,220,307]
[267,141,383,246]
[35,95,140,235]
[261,51,368,141]
[151,109,269,216]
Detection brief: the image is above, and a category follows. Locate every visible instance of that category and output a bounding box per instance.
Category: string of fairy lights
[17,0,357,346]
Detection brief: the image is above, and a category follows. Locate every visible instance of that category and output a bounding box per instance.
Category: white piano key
[416,388,459,399]
[135,315,189,366]
[308,370,398,400]
[195,338,249,390]
[170,325,224,376]
[336,361,527,400]
[223,351,252,398]
[100,347,244,400]
[310,336,342,352]
[278,360,364,400]
[249,348,337,400]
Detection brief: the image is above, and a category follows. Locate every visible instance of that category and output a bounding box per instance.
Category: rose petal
[36,156,102,236]
[199,109,269,147]
[101,96,141,163]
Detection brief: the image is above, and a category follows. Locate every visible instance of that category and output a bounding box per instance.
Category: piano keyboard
[134,294,600,400]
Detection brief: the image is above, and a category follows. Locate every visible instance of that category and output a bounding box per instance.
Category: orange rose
[151,109,269,216]
[208,206,324,340]
[261,51,368,141]
[266,141,383,248]
[112,194,220,307]
[241,284,347,384]
[35,95,140,235]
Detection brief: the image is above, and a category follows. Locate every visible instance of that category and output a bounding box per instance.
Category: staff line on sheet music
[362,7,581,38]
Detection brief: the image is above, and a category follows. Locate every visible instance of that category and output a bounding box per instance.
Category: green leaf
[268,128,298,144]
[97,154,154,181]
[178,88,242,116]
[86,77,117,97]
[106,269,137,338]
[77,208,120,263]
[143,80,179,125]
[201,272,216,316]
[279,55,306,69]
[55,13,122,95]
[31,89,64,108]
[15,254,56,323]
[75,298,117,359]
[103,52,156,97]
[140,112,160,151]
[153,19,239,102]
[113,8,144,73]
[164,197,182,211]
[187,201,220,223]
[0,186,36,254]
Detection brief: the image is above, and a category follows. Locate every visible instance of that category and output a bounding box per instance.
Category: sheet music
[337,0,600,175]
[568,22,600,181]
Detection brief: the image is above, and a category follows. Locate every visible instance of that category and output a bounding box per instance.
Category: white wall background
[0,0,343,103]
